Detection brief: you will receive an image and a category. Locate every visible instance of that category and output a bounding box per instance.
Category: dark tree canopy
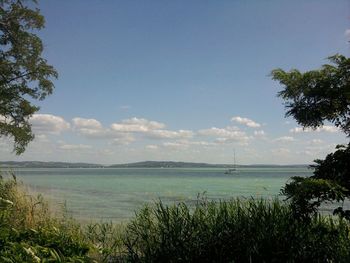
[0,0,57,154]
[272,55,350,220]
[281,143,350,220]
[271,55,350,136]
[312,144,350,190]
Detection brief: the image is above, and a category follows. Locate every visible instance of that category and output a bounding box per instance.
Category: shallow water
[3,167,311,222]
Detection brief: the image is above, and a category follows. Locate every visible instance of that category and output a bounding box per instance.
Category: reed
[85,221,126,262]
[124,198,350,262]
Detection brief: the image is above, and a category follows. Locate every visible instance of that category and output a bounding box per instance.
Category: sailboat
[225,150,238,174]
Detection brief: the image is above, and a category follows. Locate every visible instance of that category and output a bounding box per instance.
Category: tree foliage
[0,0,57,154]
[272,55,350,220]
[312,143,350,190]
[281,144,350,221]
[271,54,350,136]
[281,175,348,220]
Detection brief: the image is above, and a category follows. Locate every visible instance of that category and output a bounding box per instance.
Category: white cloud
[110,117,194,141]
[271,148,291,155]
[289,127,304,133]
[35,134,49,142]
[111,134,135,145]
[160,139,214,150]
[231,116,261,128]
[188,140,214,146]
[321,126,340,133]
[59,144,92,150]
[274,136,295,142]
[290,125,339,134]
[309,139,323,145]
[254,130,265,136]
[198,127,249,144]
[111,117,165,132]
[72,116,194,144]
[30,114,70,134]
[198,127,239,137]
[146,129,194,139]
[72,117,102,129]
[77,128,114,138]
[146,145,158,150]
[72,117,112,138]
[162,141,189,150]
[4,112,345,164]
[299,143,338,158]
[124,117,165,129]
[345,29,350,39]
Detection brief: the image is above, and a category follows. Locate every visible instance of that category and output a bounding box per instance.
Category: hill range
[0,161,309,169]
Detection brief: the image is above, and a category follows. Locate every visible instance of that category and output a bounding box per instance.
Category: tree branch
[3,70,36,84]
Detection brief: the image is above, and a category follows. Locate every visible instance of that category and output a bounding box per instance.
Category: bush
[124,199,350,263]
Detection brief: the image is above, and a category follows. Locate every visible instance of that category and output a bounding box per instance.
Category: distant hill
[0,161,310,169]
[109,161,226,168]
[109,161,309,168]
[0,161,103,168]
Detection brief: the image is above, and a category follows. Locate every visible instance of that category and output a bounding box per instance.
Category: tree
[0,0,57,154]
[271,55,350,220]
[271,54,350,136]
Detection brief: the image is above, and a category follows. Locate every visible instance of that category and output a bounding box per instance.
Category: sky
[1,0,349,165]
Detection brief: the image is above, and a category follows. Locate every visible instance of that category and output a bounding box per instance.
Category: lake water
[3,167,312,222]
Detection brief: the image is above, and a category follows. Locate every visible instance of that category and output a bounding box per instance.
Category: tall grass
[124,199,350,262]
[0,173,126,262]
[85,222,126,262]
[0,173,91,262]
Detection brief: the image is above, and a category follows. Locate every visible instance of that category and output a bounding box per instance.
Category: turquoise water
[4,167,311,222]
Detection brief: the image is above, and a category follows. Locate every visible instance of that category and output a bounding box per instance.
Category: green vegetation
[272,54,350,220]
[0,0,58,154]
[282,144,350,220]
[125,199,350,262]
[0,174,90,262]
[271,54,350,135]
[1,0,349,261]
[1,174,350,262]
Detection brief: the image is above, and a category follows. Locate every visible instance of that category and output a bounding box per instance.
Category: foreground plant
[0,174,91,262]
[85,222,126,262]
[124,199,350,262]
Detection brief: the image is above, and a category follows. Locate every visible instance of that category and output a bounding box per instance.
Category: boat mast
[234,149,236,169]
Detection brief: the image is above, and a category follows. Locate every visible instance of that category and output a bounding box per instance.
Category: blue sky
[1,0,349,164]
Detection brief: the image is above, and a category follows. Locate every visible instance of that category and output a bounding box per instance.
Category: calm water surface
[4,167,311,222]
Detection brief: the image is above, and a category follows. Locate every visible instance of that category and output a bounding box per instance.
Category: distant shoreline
[0,160,310,169]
